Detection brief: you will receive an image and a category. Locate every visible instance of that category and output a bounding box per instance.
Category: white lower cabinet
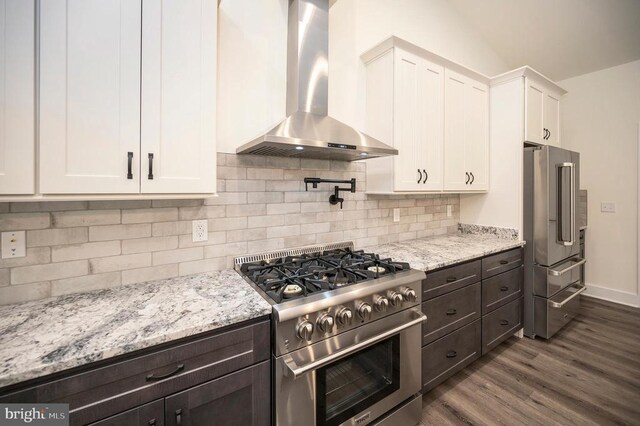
[364,38,489,194]
[0,0,35,195]
[1,0,216,199]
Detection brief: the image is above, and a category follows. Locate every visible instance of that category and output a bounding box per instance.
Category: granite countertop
[0,270,271,388]
[366,231,525,272]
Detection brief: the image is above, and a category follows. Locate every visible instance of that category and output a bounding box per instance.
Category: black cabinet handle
[148,153,154,180]
[175,409,182,426]
[146,363,184,381]
[500,320,509,326]
[446,277,457,283]
[465,172,470,184]
[499,260,508,265]
[547,129,551,140]
[470,172,475,185]
[423,169,428,183]
[446,308,457,316]
[417,169,422,184]
[500,286,509,292]
[127,152,133,179]
[446,350,457,358]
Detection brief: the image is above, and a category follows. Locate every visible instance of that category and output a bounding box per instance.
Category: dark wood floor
[421,297,640,426]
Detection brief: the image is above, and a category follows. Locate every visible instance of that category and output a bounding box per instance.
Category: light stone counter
[0,270,271,388]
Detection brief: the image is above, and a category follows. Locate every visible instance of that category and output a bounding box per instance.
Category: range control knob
[374,295,389,312]
[357,303,373,320]
[296,320,314,341]
[316,313,335,333]
[336,307,353,326]
[388,291,404,307]
[401,287,418,303]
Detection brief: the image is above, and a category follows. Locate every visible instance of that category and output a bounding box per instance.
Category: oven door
[275,308,425,426]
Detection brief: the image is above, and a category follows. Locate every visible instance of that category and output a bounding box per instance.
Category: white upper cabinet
[443,70,489,191]
[393,50,444,191]
[0,0,35,195]
[39,0,142,194]
[524,76,563,147]
[363,37,486,194]
[141,0,216,194]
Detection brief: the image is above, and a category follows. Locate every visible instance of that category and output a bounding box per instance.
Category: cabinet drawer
[481,248,523,279]
[422,320,481,393]
[482,298,522,355]
[423,260,481,300]
[165,361,270,426]
[0,320,270,426]
[421,282,481,345]
[482,265,524,314]
[89,399,164,426]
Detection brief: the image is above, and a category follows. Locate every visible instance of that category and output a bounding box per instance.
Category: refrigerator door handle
[549,284,587,308]
[548,257,586,276]
[556,162,576,246]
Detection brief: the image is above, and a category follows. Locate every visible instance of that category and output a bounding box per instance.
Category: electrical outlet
[192,220,208,242]
[393,208,400,223]
[447,205,453,217]
[601,202,616,213]
[2,231,26,259]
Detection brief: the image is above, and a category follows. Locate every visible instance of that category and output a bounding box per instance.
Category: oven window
[316,335,400,426]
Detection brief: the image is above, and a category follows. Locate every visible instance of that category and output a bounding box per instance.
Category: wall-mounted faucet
[303,177,356,209]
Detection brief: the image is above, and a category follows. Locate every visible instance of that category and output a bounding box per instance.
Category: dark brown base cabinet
[421,248,523,393]
[0,318,271,426]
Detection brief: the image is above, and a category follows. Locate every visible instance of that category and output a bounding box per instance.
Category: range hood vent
[236,0,397,161]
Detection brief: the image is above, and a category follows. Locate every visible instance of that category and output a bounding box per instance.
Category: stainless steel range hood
[236,0,397,161]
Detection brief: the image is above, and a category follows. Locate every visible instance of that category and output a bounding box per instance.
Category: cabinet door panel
[39,0,141,194]
[89,400,164,426]
[525,79,544,144]
[419,58,444,191]
[443,70,467,191]
[465,80,488,190]
[141,0,216,194]
[544,92,560,147]
[165,361,270,426]
[0,0,35,194]
[393,50,423,191]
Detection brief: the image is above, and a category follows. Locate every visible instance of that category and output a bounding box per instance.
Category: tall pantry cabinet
[1,0,217,199]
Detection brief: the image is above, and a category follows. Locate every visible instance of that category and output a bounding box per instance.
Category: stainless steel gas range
[235,242,426,426]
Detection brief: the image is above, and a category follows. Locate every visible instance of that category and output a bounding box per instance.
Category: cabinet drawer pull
[146,363,185,381]
[423,169,428,183]
[500,286,509,292]
[175,409,182,426]
[470,172,475,184]
[500,320,509,326]
[465,172,470,184]
[499,260,509,265]
[417,169,422,184]
[446,350,457,358]
[148,420,156,426]
[446,308,457,316]
[148,153,154,180]
[127,152,133,179]
[446,277,457,283]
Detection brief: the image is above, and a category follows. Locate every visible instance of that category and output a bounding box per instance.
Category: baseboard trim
[583,283,640,308]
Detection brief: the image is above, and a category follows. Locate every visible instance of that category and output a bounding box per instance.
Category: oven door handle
[284,311,427,379]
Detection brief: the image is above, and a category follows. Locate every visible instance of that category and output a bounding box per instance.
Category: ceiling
[447,0,640,81]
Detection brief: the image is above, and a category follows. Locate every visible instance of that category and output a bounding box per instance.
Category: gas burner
[239,247,412,303]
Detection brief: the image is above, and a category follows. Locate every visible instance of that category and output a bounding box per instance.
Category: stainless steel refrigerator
[523,145,586,339]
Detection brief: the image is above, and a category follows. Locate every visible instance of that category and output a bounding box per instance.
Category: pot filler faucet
[304,177,356,209]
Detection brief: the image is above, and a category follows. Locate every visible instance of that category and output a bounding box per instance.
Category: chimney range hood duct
[236,0,398,161]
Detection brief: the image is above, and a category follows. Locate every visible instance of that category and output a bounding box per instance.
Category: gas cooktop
[238,246,410,303]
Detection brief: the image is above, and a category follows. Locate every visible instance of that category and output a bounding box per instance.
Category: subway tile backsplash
[0,154,459,305]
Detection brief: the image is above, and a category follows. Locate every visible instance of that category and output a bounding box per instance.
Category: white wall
[217,0,509,153]
[559,60,640,306]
